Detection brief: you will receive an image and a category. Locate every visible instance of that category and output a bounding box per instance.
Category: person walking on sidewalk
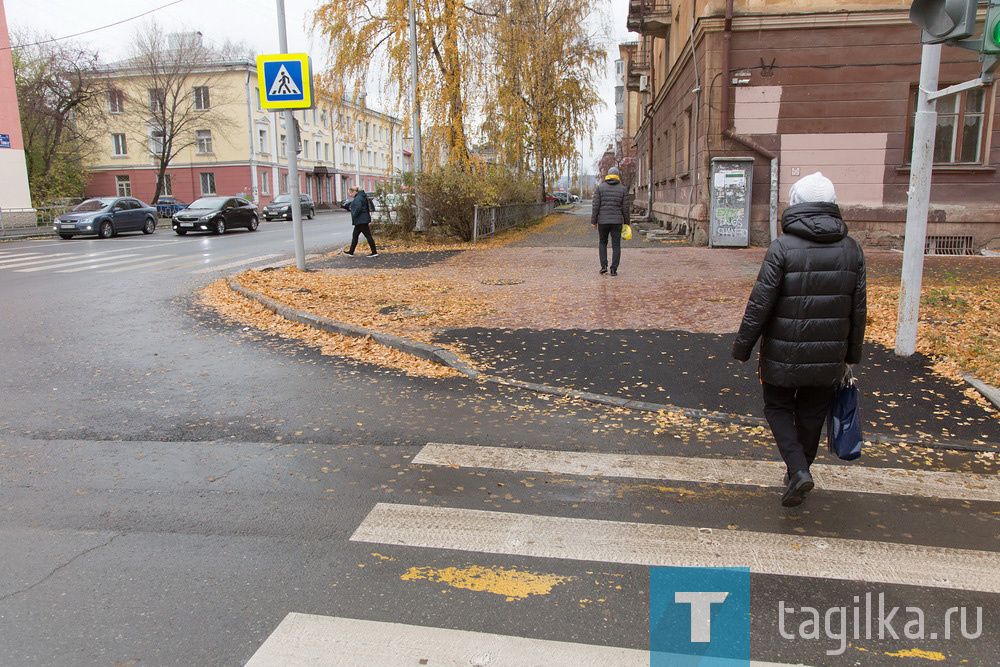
[342,186,378,257]
[591,167,630,276]
[731,172,866,508]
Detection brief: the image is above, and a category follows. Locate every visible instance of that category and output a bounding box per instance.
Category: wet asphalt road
[0,210,997,666]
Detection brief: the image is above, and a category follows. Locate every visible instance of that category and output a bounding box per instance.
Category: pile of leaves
[866,263,1000,387]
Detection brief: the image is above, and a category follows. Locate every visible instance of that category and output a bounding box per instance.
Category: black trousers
[762,383,835,475]
[598,224,622,271]
[349,223,377,254]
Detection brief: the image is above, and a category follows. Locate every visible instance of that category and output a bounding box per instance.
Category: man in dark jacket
[732,172,866,507]
[342,186,378,257]
[591,167,630,276]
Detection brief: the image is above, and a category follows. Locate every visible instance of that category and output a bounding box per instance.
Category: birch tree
[485,0,606,201]
[313,0,490,167]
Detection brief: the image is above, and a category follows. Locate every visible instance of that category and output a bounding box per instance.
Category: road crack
[0,532,123,602]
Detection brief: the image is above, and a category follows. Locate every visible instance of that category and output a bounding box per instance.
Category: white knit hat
[789,172,836,205]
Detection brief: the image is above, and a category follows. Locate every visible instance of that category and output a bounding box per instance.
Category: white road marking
[14,253,142,272]
[191,253,283,274]
[413,443,1000,503]
[0,253,71,268]
[351,503,1000,593]
[98,256,189,273]
[247,614,793,667]
[146,253,244,273]
[56,254,173,273]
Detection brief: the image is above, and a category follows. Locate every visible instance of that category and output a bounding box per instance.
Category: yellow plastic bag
[622,224,632,240]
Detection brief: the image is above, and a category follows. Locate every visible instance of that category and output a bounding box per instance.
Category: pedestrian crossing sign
[256,54,314,110]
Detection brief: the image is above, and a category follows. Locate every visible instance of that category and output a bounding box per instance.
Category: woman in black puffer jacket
[732,172,866,507]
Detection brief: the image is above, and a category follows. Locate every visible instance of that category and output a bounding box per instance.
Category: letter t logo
[675,591,729,642]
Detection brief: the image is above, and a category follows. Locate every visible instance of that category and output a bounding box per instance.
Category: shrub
[416,164,535,241]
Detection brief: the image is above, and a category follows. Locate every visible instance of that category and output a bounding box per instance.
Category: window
[673,122,681,177]
[305,178,312,198]
[112,133,128,156]
[312,108,317,125]
[149,129,165,156]
[316,141,321,161]
[303,140,309,159]
[148,88,164,113]
[261,171,270,195]
[108,90,125,113]
[259,128,269,154]
[281,173,288,194]
[280,134,286,158]
[193,86,210,110]
[907,86,990,164]
[161,174,172,196]
[366,122,370,139]
[342,146,347,163]
[200,172,216,195]
[325,143,330,161]
[682,108,692,175]
[196,129,213,154]
[322,110,328,127]
[256,87,261,111]
[116,175,131,196]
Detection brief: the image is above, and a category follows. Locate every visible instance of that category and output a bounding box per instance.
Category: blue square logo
[651,567,753,666]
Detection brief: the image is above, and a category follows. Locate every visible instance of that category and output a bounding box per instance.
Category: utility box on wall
[709,158,753,247]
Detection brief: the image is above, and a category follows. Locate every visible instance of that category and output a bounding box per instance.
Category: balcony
[625,48,650,92]
[627,0,672,38]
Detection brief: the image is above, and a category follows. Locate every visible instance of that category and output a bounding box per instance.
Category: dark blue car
[156,197,187,218]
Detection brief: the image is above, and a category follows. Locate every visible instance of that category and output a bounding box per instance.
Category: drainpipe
[647,42,655,220]
[722,0,778,241]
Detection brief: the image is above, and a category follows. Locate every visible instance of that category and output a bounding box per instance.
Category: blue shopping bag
[828,370,863,461]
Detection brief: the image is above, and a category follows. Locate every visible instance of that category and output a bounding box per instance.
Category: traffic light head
[984,0,1000,55]
[909,0,978,44]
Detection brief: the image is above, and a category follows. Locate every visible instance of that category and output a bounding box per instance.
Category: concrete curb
[962,373,1000,411]
[227,280,998,454]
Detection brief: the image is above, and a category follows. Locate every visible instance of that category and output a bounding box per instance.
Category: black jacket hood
[781,202,847,243]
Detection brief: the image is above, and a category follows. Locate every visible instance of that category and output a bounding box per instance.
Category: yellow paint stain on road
[884,648,947,661]
[401,565,573,601]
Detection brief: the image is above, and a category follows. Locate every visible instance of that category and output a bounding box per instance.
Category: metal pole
[277,0,306,270]
[408,0,427,232]
[896,44,940,357]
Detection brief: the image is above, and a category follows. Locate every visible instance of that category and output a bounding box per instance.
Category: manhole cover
[480,279,524,285]
[378,305,429,318]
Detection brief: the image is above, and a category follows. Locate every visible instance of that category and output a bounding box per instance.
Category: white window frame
[196,129,213,154]
[149,129,165,156]
[199,172,216,195]
[280,134,287,158]
[116,175,131,197]
[112,133,127,156]
[261,170,270,195]
[148,88,164,113]
[108,90,125,114]
[258,128,269,154]
[193,86,210,110]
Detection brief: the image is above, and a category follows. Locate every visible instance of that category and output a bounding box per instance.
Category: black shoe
[342,250,354,256]
[599,267,608,275]
[781,470,814,507]
[610,269,618,276]
[365,252,379,257]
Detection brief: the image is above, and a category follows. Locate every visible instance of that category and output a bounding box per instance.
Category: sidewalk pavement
[242,207,999,451]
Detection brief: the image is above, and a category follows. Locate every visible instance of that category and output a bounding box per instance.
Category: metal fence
[472,202,556,243]
[0,204,77,237]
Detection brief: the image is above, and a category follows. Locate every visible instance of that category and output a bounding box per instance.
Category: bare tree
[12,31,108,203]
[117,25,239,204]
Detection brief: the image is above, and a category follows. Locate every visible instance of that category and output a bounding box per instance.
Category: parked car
[171,196,259,235]
[371,193,412,225]
[262,194,315,221]
[155,196,187,218]
[55,197,157,239]
[551,192,571,205]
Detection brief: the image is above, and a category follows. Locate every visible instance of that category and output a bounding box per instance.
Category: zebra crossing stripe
[96,255,186,273]
[56,254,173,273]
[351,503,1000,593]
[0,254,69,268]
[247,613,793,667]
[14,253,142,272]
[413,443,1000,504]
[191,253,284,274]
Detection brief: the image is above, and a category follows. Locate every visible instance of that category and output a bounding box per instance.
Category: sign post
[259,2,314,271]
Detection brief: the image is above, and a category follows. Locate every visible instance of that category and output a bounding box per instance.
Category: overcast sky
[5,0,631,172]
